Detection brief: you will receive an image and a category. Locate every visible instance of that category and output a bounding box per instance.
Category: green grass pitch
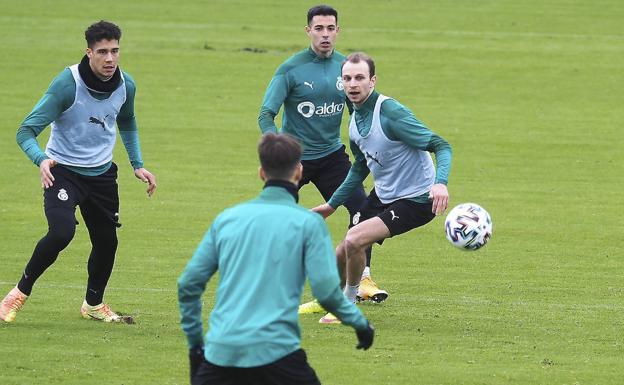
[1,1,622,384]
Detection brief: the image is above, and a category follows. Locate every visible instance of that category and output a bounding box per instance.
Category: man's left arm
[383,102,452,214]
[118,74,156,196]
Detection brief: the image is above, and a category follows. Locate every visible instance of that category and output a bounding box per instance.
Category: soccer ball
[445,203,492,250]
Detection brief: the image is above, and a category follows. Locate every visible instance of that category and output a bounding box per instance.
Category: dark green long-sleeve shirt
[258,48,350,160]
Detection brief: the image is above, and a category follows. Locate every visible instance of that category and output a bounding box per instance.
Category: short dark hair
[343,52,376,77]
[258,133,302,181]
[307,5,338,25]
[85,20,121,48]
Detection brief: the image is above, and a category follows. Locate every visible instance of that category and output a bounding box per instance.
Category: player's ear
[259,166,267,182]
[86,47,93,58]
[293,163,303,183]
[370,75,377,88]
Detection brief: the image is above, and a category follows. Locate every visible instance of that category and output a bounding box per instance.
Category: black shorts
[299,146,352,199]
[44,163,121,227]
[192,349,320,385]
[354,189,435,242]
[300,146,367,216]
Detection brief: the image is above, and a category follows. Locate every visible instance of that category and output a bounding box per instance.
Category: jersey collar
[354,90,380,113]
[263,180,299,203]
[307,46,334,62]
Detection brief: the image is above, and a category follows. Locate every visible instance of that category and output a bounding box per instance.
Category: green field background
[1,1,622,384]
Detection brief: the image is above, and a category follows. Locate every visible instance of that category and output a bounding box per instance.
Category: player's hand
[134,168,157,197]
[189,345,204,381]
[40,159,57,189]
[355,321,375,350]
[429,183,449,216]
[311,203,336,219]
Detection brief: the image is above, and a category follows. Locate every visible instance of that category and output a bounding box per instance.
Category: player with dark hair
[178,133,374,385]
[313,52,453,323]
[84,19,121,47]
[0,20,156,323]
[258,5,388,316]
[306,4,338,24]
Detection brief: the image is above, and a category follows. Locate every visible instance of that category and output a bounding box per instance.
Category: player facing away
[178,133,374,385]
[258,5,388,313]
[0,21,157,324]
[313,53,453,324]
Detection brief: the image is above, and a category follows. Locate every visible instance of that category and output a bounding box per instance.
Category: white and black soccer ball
[444,203,492,251]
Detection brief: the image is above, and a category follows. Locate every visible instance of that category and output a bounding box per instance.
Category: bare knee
[335,242,345,259]
[344,231,366,257]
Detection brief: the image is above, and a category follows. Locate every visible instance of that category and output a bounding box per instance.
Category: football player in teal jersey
[258,5,388,313]
[0,21,156,324]
[178,133,374,385]
[313,53,453,324]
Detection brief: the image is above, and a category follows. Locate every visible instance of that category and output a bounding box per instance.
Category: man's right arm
[304,214,369,331]
[178,223,219,348]
[16,69,75,166]
[258,68,290,134]
[327,140,369,209]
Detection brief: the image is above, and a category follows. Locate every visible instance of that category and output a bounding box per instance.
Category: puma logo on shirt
[365,151,383,167]
[89,116,106,129]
